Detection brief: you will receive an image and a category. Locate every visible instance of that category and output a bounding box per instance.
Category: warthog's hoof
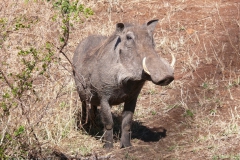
[103,142,113,149]
[120,141,132,148]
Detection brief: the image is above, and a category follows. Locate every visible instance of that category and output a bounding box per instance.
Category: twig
[57,14,74,68]
[56,13,93,127]
[0,68,13,90]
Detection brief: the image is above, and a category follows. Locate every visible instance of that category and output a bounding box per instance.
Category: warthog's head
[115,20,175,86]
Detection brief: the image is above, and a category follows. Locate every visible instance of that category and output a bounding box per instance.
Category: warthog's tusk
[142,57,151,75]
[170,52,176,67]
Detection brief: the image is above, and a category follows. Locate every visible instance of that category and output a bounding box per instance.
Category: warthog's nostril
[157,76,174,86]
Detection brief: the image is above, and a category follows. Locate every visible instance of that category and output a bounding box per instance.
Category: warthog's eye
[126,35,132,40]
[126,32,134,41]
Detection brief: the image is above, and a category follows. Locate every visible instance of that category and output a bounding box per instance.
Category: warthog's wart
[73,20,175,149]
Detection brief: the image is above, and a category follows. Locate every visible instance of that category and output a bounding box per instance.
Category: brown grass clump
[1,0,240,159]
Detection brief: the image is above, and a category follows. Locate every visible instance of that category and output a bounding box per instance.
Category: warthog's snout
[142,53,175,86]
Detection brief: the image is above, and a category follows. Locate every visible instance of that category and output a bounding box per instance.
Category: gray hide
[73,20,174,149]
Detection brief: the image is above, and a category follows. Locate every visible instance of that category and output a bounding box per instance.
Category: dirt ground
[1,0,240,159]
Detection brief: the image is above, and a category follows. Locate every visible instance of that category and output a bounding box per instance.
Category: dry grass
[0,0,103,158]
[0,0,240,159]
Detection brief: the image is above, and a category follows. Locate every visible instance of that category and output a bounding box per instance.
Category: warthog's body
[73,20,174,148]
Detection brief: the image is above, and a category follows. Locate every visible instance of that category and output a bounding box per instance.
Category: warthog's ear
[116,23,124,33]
[146,19,159,33]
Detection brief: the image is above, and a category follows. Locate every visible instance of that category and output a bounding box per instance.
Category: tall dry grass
[0,0,103,158]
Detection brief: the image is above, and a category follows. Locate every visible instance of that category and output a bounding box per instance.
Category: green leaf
[2,92,10,99]
[14,125,25,137]
[185,109,194,117]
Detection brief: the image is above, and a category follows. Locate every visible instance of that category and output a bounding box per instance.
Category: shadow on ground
[131,120,166,142]
[78,111,167,143]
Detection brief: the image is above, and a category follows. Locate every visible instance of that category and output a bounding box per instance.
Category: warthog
[73,19,175,149]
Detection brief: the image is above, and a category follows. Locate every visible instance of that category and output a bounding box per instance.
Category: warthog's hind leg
[80,101,87,127]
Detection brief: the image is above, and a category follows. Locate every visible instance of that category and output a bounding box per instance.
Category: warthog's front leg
[100,100,114,149]
[120,98,137,148]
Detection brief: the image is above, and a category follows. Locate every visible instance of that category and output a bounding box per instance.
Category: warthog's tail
[77,102,99,131]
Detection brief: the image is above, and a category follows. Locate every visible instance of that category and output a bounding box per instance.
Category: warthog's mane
[95,33,119,59]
